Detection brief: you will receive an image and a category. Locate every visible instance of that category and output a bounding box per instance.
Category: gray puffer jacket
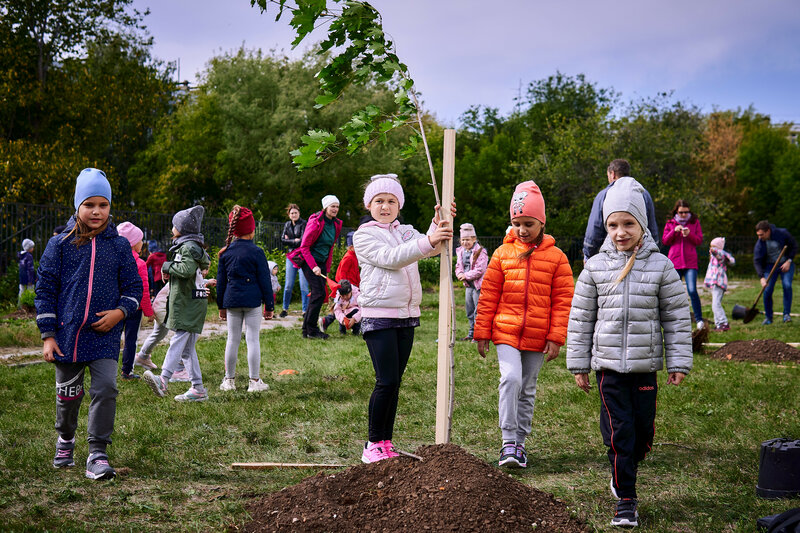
[567,233,693,375]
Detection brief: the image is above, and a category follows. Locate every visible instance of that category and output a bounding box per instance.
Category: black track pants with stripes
[597,369,658,499]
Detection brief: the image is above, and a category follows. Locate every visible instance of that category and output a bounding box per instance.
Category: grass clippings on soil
[710,339,800,364]
[242,443,587,533]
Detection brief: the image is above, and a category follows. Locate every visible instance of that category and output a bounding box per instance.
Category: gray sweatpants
[138,320,169,356]
[160,330,205,393]
[465,287,480,337]
[224,307,262,380]
[55,358,118,454]
[711,286,728,327]
[497,344,545,444]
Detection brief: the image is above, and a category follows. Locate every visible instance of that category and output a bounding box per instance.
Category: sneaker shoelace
[56,449,72,458]
[501,443,517,456]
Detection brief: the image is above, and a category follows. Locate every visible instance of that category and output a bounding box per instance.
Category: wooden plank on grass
[231,462,344,470]
[704,342,800,348]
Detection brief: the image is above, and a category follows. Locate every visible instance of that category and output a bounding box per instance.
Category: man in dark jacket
[754,220,797,324]
[583,159,659,261]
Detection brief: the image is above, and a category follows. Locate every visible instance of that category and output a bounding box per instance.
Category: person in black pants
[287,195,342,339]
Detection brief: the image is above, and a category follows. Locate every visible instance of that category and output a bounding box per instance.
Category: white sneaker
[219,377,236,391]
[134,353,158,370]
[696,320,705,330]
[247,379,270,392]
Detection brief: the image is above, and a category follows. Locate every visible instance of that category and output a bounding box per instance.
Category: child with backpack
[216,206,273,393]
[36,168,142,480]
[567,177,693,528]
[353,173,454,463]
[473,181,574,469]
[142,205,211,402]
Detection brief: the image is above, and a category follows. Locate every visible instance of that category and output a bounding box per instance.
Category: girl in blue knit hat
[35,168,143,480]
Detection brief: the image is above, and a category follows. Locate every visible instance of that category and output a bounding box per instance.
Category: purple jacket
[663,217,703,270]
[455,244,488,290]
[288,210,343,273]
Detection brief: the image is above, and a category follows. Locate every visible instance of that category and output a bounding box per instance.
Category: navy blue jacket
[583,180,660,260]
[18,251,35,285]
[754,224,797,277]
[35,217,142,363]
[216,239,274,310]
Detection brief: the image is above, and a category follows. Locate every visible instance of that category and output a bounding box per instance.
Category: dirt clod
[241,443,587,532]
[710,339,800,363]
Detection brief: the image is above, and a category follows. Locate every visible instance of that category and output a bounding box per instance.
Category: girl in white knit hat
[454,223,488,341]
[353,174,454,463]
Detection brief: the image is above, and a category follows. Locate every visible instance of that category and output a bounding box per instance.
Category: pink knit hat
[710,237,725,250]
[117,221,143,246]
[363,174,405,209]
[509,181,546,223]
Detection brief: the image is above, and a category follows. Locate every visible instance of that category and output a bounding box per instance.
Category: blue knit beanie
[74,168,112,210]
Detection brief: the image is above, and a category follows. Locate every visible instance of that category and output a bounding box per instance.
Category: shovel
[732,245,787,324]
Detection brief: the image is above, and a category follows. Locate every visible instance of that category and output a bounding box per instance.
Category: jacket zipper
[621,259,630,370]
[73,237,97,362]
[520,252,531,344]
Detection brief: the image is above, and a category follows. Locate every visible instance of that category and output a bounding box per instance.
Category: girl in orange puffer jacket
[474,180,574,468]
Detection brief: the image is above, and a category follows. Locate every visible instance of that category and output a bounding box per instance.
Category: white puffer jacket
[566,233,693,375]
[353,220,438,319]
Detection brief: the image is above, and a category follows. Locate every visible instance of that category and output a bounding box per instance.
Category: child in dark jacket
[35,168,142,480]
[142,205,211,402]
[216,206,274,393]
[18,238,36,306]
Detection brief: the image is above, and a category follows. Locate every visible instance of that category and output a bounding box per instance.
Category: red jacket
[133,250,154,317]
[146,252,167,282]
[335,248,360,288]
[474,232,574,352]
[662,217,703,270]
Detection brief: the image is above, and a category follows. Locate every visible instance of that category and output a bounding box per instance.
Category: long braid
[218,205,241,257]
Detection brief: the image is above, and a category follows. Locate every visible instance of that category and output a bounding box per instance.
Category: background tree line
[3,0,799,240]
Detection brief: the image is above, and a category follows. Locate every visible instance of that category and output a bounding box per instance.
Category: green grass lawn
[0,281,799,532]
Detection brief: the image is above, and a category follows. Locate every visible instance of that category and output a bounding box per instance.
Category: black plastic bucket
[757,438,800,499]
[732,304,748,320]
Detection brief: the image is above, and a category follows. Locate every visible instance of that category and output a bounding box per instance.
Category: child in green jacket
[143,206,211,402]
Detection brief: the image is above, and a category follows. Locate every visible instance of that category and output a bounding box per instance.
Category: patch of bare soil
[2,308,35,319]
[241,443,587,533]
[710,339,800,363]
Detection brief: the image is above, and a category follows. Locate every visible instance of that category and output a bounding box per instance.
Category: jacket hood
[599,228,659,260]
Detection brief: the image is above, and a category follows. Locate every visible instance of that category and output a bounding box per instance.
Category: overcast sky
[132,0,800,125]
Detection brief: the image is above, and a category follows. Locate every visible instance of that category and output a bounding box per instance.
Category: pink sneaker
[382,440,400,458]
[361,441,388,463]
[169,369,191,382]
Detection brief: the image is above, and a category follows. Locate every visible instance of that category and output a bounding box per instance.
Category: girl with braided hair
[215,206,274,392]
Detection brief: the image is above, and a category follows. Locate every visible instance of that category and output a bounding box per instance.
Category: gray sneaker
[142,370,167,397]
[85,452,116,480]
[53,438,75,468]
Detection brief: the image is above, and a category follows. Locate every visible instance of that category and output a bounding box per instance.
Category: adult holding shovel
[753,220,797,325]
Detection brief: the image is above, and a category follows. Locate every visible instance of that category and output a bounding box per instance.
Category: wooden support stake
[231,462,344,470]
[435,129,456,444]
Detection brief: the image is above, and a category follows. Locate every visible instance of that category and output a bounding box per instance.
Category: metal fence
[1,201,762,274]
[0,202,291,273]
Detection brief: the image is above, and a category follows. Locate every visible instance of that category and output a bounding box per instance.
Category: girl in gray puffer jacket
[567,177,692,528]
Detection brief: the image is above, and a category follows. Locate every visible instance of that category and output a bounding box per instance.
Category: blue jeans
[282,257,309,312]
[120,309,142,375]
[763,262,795,320]
[676,268,703,322]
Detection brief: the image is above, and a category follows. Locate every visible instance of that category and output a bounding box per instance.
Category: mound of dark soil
[710,339,800,363]
[242,443,587,533]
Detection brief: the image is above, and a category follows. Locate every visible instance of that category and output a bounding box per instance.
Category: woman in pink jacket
[662,200,704,329]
